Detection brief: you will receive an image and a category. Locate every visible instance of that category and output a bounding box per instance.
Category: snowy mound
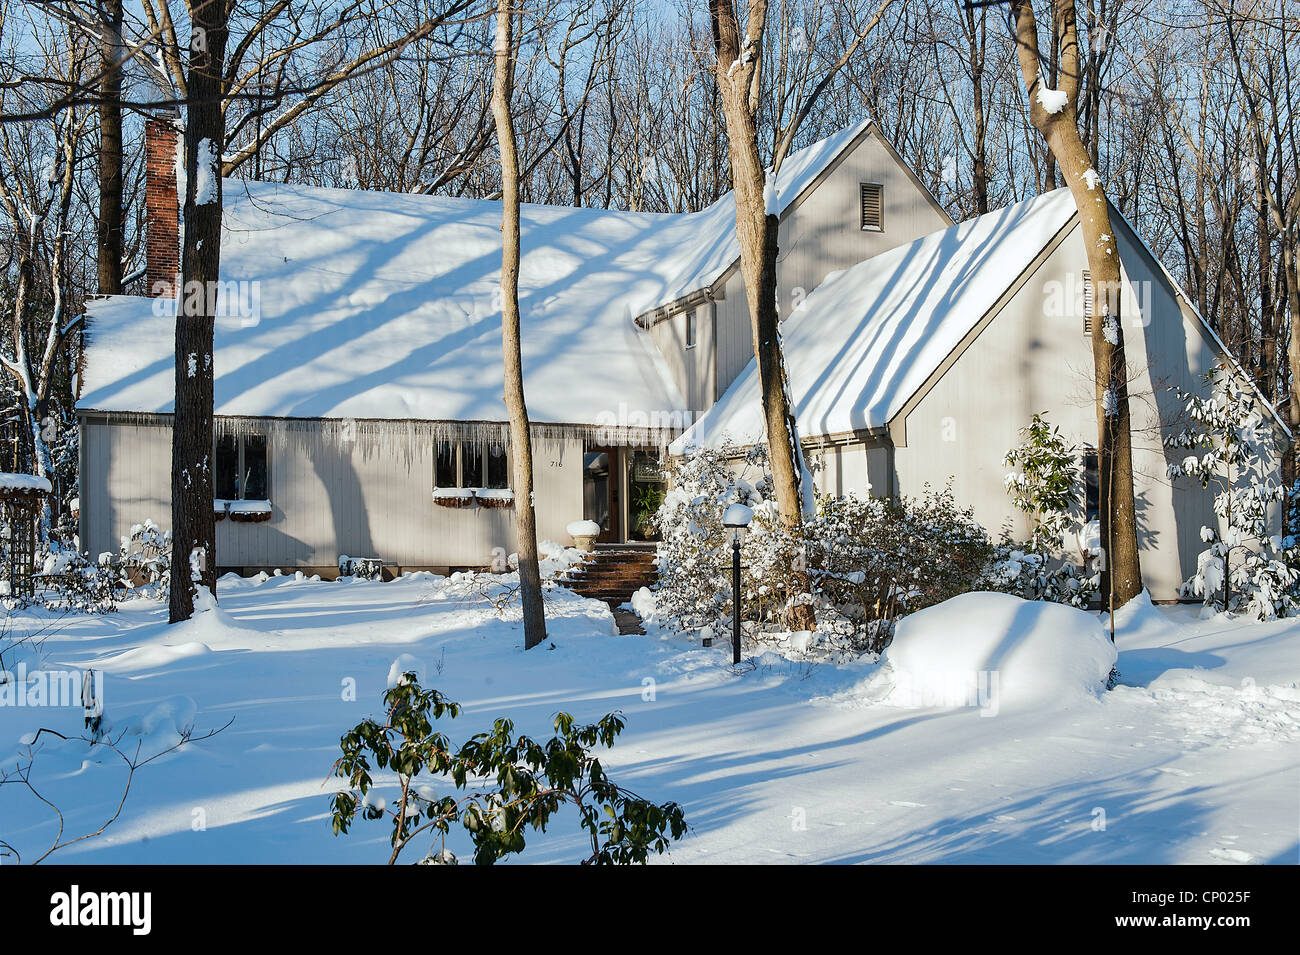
[1112,589,1180,644]
[881,592,1116,711]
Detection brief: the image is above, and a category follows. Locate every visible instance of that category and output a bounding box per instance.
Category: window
[685,309,696,348]
[1081,270,1094,334]
[1083,450,1100,521]
[434,440,509,489]
[215,433,268,500]
[860,182,884,232]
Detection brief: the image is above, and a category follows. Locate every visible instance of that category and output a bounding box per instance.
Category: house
[672,188,1291,600]
[76,119,951,575]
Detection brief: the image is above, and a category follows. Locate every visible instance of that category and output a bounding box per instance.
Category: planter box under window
[228,501,273,523]
[433,489,476,509]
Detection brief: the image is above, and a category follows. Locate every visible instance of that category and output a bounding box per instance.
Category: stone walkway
[612,606,646,635]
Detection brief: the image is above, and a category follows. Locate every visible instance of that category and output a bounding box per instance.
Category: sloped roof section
[672,189,1080,452]
[78,120,873,424]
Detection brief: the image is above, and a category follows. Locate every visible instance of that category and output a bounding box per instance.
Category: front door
[583,446,622,543]
[627,448,666,541]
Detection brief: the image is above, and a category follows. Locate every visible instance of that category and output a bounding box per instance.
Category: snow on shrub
[878,591,1116,711]
[1165,362,1296,620]
[649,441,770,637]
[650,443,997,657]
[799,486,994,652]
[118,519,172,600]
[34,548,117,613]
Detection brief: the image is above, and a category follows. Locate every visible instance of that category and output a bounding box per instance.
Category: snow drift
[878,592,1116,711]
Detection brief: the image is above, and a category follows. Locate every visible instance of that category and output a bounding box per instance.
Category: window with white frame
[215,433,268,500]
[434,440,509,489]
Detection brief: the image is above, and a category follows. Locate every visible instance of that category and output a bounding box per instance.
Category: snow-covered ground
[1,573,1296,864]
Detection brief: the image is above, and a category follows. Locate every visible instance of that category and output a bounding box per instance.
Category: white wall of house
[78,417,586,572]
[887,217,1281,600]
[649,301,716,413]
[805,440,891,499]
[653,126,954,408]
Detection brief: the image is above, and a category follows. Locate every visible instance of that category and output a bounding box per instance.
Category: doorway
[627,448,666,541]
[583,446,621,543]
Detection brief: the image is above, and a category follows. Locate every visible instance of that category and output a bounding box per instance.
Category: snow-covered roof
[78,120,873,425]
[672,189,1080,451]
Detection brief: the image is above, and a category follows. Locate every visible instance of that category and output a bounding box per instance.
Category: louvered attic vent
[1082,269,1094,334]
[860,182,883,232]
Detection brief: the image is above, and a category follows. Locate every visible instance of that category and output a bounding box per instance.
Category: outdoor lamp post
[721,503,753,664]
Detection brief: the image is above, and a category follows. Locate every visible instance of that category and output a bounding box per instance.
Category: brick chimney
[144,118,180,297]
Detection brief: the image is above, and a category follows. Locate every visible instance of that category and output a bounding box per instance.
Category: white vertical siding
[79,417,585,571]
[891,220,1267,600]
[649,303,715,412]
[709,128,953,400]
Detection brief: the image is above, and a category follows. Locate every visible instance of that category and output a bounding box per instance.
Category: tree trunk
[491,0,548,649]
[168,5,228,623]
[96,0,124,296]
[1011,0,1142,610]
[965,3,989,214]
[709,0,817,632]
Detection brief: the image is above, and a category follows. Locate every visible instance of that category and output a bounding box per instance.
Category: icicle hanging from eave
[87,412,684,458]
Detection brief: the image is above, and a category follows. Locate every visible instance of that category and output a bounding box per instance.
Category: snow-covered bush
[34,548,117,614]
[337,555,383,580]
[651,443,995,655]
[795,486,994,652]
[878,592,1117,711]
[1165,363,1296,619]
[1003,413,1080,552]
[118,520,172,600]
[649,442,771,636]
[981,544,1097,609]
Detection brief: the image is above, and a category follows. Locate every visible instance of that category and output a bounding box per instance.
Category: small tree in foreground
[1165,363,1296,619]
[994,413,1097,608]
[329,673,687,865]
[1003,413,1081,554]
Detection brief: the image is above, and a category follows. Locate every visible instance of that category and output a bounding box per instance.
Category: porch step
[559,546,659,611]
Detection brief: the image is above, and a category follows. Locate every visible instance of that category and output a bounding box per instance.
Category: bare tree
[96,0,124,293]
[0,719,230,864]
[1008,0,1142,613]
[0,19,91,537]
[1221,0,1299,490]
[706,0,895,631]
[168,0,227,622]
[491,0,547,650]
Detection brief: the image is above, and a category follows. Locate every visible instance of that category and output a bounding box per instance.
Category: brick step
[572,567,657,581]
[570,590,644,603]
[567,571,656,585]
[585,555,656,567]
[560,548,657,608]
